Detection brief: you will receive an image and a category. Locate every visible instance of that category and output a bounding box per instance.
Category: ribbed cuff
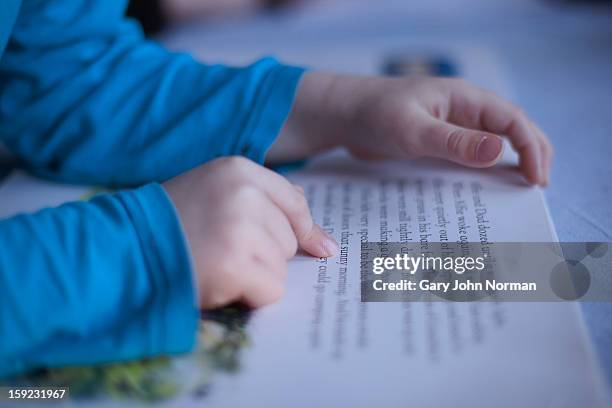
[237,62,306,164]
[125,183,198,355]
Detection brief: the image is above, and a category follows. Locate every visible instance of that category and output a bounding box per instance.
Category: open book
[0,47,607,407]
[0,149,608,407]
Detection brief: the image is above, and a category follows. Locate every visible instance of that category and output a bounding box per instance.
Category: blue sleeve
[0,0,304,185]
[0,184,198,379]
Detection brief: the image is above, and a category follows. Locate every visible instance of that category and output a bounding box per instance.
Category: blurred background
[129,0,612,393]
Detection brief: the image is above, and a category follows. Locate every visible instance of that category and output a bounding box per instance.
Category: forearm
[0,184,197,378]
[0,0,304,186]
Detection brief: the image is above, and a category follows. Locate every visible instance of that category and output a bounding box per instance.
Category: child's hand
[272,72,553,186]
[163,157,338,309]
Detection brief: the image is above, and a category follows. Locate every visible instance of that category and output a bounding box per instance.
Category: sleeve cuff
[123,183,198,355]
[237,62,306,164]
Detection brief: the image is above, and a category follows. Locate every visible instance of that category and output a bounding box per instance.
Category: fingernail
[321,231,340,257]
[476,136,503,163]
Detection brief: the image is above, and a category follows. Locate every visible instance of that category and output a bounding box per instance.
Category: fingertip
[518,145,543,186]
[523,168,539,185]
[476,135,504,164]
[518,159,535,185]
[540,167,549,187]
[538,165,545,186]
[318,225,340,257]
[543,152,552,186]
[527,170,542,186]
[300,224,339,258]
[321,238,340,258]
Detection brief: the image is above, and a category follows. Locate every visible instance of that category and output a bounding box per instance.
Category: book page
[197,152,607,408]
[0,153,607,407]
[0,46,607,407]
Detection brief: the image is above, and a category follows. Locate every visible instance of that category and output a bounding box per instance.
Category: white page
[0,154,607,408]
[190,152,606,408]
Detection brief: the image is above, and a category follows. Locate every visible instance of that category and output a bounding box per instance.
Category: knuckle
[218,155,251,172]
[292,210,314,239]
[509,105,527,122]
[213,281,243,307]
[288,192,310,219]
[513,105,526,118]
[445,129,465,157]
[232,183,263,204]
[451,77,469,86]
[520,139,539,151]
[249,280,285,308]
[441,77,468,90]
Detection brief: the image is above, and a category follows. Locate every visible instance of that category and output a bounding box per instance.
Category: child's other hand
[163,157,338,309]
[272,72,552,186]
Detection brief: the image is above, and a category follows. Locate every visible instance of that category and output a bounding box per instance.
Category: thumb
[420,120,504,167]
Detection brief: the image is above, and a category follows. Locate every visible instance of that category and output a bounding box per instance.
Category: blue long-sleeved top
[0,0,304,378]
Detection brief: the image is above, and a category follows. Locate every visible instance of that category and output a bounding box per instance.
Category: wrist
[267,71,349,163]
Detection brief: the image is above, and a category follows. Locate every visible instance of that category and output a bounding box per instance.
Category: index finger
[239,159,339,258]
